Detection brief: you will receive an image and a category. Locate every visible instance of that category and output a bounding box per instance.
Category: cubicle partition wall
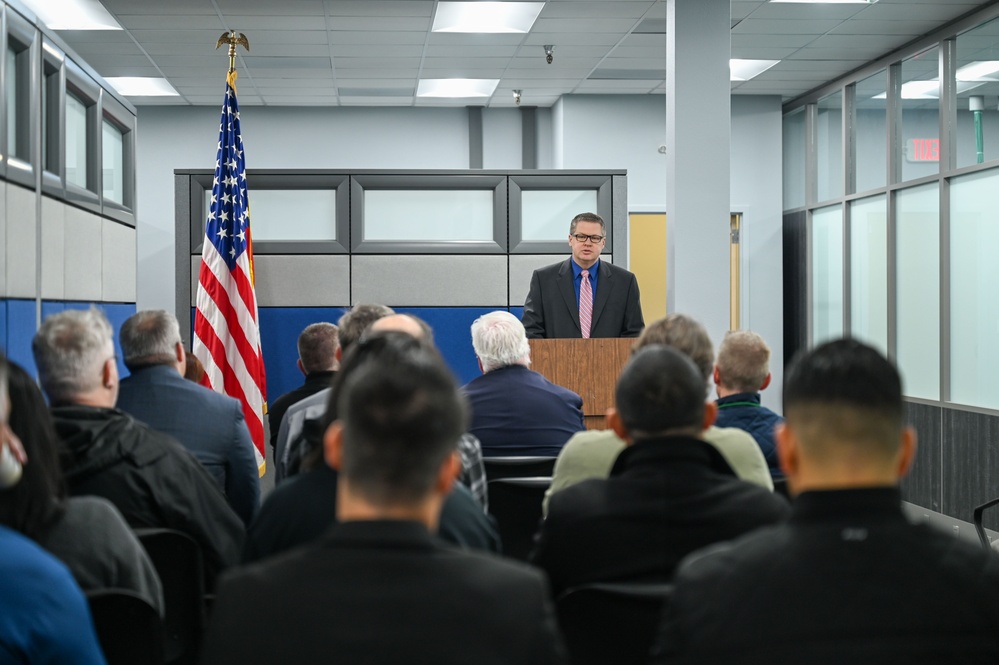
[0,1,137,377]
[176,169,627,400]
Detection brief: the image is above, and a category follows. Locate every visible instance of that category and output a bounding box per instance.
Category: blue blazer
[116,364,259,526]
[462,364,585,457]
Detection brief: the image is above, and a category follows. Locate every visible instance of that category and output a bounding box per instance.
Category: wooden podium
[528,338,634,430]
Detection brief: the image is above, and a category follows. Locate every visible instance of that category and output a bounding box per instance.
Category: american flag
[193,70,267,474]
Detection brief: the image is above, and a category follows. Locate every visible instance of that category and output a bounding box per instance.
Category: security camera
[513,90,522,106]
[544,45,554,65]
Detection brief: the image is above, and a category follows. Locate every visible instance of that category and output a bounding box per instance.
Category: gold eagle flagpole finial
[216,30,249,73]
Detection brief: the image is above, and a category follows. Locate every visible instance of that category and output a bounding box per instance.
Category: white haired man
[463,311,584,457]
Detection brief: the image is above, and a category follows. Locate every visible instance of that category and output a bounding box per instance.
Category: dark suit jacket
[463,365,585,457]
[204,520,566,665]
[655,488,999,664]
[531,436,789,596]
[116,364,259,526]
[522,258,644,339]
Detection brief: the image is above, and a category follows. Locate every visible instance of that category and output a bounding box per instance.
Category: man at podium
[522,212,644,339]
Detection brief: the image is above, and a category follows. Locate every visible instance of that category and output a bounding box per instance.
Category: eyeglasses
[571,233,605,244]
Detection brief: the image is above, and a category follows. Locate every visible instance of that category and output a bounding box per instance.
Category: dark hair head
[615,345,706,439]
[297,322,339,374]
[783,338,904,458]
[569,212,605,235]
[337,304,395,354]
[336,336,467,507]
[0,360,65,540]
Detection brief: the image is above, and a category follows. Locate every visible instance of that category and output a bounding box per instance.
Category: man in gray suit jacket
[522,212,644,339]
[116,310,259,526]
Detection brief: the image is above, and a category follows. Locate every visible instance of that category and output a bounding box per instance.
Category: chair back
[973,497,999,551]
[87,589,164,665]
[556,582,674,665]
[136,528,205,665]
[487,476,550,561]
[483,456,556,481]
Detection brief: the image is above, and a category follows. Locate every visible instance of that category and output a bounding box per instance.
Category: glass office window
[521,190,599,241]
[955,17,999,168]
[206,188,338,241]
[783,107,806,209]
[811,204,844,345]
[816,91,843,202]
[950,168,999,409]
[6,46,16,159]
[896,183,939,400]
[850,195,887,354]
[66,93,89,189]
[102,120,124,204]
[900,47,940,182]
[364,190,493,241]
[854,70,887,193]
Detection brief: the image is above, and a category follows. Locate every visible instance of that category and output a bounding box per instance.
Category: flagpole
[216,30,249,74]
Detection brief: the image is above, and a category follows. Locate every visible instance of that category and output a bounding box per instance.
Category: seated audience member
[654,339,999,664]
[116,310,259,526]
[267,322,339,454]
[183,347,205,383]
[463,311,585,457]
[713,330,784,479]
[203,338,564,665]
[244,331,499,563]
[32,308,244,585]
[0,356,108,665]
[275,304,394,480]
[0,360,163,616]
[532,345,789,596]
[544,314,773,514]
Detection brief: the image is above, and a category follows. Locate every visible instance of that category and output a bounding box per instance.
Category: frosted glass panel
[364,190,493,241]
[66,93,88,190]
[896,183,939,400]
[816,91,843,202]
[811,205,843,345]
[521,190,598,241]
[783,108,806,209]
[205,189,337,241]
[102,121,124,204]
[850,195,887,354]
[950,169,999,408]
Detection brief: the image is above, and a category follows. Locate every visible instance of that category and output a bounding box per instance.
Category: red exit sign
[907,138,939,162]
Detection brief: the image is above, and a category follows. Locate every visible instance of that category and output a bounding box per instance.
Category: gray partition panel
[900,401,942,513]
[253,255,350,307]
[508,254,565,307]
[0,183,7,296]
[942,408,999,531]
[102,219,135,302]
[41,198,66,300]
[351,255,507,307]
[63,206,102,301]
[6,183,37,298]
[611,174,628,267]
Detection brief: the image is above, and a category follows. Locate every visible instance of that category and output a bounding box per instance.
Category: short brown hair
[569,212,605,235]
[337,304,394,354]
[716,330,771,393]
[297,323,339,374]
[633,314,713,395]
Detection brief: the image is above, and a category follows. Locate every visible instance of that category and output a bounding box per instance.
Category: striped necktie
[580,269,593,339]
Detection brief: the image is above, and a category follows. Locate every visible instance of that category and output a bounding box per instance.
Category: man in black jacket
[203,334,563,664]
[32,308,244,585]
[655,339,999,664]
[531,345,789,596]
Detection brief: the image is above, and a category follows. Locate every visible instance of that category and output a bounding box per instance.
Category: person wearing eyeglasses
[522,212,644,339]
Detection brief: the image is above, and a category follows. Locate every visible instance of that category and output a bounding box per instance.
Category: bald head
[368,314,433,342]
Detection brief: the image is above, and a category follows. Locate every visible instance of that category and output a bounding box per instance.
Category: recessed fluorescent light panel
[957,61,999,81]
[770,0,878,4]
[105,77,179,97]
[417,79,499,98]
[730,59,780,81]
[873,79,986,100]
[19,0,122,30]
[432,2,544,33]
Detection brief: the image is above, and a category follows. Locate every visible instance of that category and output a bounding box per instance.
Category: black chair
[86,589,164,665]
[973,497,999,551]
[483,456,556,481]
[487,476,551,561]
[556,582,674,665]
[136,528,205,665]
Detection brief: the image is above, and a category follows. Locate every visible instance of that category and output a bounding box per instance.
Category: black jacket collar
[321,520,439,552]
[791,487,905,525]
[610,435,738,478]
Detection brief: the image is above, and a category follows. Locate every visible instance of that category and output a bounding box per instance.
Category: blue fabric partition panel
[257,307,349,403]
[509,306,525,321]
[4,300,38,377]
[29,302,136,379]
[393,307,500,387]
